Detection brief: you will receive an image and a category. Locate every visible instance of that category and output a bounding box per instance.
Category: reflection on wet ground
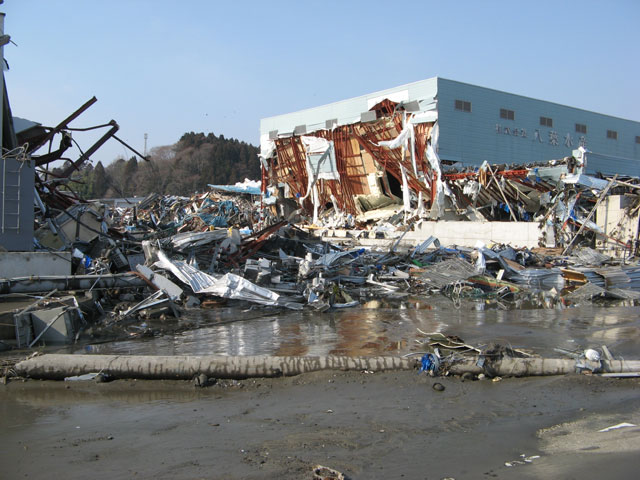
[76,298,640,359]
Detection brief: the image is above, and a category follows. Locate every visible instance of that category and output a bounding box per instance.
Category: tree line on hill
[57,132,260,199]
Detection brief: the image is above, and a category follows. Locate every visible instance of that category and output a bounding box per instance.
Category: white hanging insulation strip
[377,123,413,150]
[400,165,411,212]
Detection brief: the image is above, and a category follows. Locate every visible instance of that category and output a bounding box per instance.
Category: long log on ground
[14,354,416,380]
[0,273,147,294]
[13,354,640,380]
[447,358,640,377]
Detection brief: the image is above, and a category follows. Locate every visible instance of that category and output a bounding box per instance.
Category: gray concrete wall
[322,221,542,250]
[0,252,71,278]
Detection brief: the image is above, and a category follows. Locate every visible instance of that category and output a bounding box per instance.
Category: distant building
[260,77,640,176]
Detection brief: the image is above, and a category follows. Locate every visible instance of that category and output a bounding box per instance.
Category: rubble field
[2,100,640,379]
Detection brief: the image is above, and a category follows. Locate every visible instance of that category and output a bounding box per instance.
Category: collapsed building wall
[262,97,569,225]
[264,99,436,220]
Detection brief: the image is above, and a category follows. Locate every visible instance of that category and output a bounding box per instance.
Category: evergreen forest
[57,132,260,199]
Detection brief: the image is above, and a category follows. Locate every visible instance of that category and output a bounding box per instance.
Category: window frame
[454,99,472,113]
[607,130,618,140]
[540,116,553,127]
[575,123,587,134]
[499,108,515,121]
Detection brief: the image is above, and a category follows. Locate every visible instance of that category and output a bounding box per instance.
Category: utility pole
[144,133,148,156]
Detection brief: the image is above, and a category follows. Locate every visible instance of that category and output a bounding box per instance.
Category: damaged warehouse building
[259,77,640,252]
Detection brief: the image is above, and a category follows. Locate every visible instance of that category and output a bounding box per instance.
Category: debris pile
[2,97,640,353]
[5,205,640,351]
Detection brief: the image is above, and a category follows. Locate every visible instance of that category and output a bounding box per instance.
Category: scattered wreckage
[2,164,640,352]
[2,194,640,353]
[2,95,640,355]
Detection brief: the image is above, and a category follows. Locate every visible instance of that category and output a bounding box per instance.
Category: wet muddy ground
[1,371,639,479]
[2,302,640,479]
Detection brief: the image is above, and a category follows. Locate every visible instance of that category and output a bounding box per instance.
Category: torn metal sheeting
[605,288,640,300]
[170,230,229,251]
[154,250,301,309]
[563,283,606,301]
[314,249,364,267]
[135,264,184,301]
[593,267,631,288]
[570,247,612,267]
[206,272,302,310]
[414,257,477,289]
[507,268,565,291]
[154,250,225,295]
[411,236,440,257]
[563,173,610,191]
[574,267,640,291]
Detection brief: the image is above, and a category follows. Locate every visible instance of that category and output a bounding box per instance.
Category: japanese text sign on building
[496,124,586,148]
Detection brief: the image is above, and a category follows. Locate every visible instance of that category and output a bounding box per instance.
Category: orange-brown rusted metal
[267,111,436,218]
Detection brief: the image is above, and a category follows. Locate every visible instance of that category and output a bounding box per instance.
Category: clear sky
[2,0,639,166]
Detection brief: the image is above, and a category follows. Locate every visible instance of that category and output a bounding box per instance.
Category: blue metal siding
[436,78,640,176]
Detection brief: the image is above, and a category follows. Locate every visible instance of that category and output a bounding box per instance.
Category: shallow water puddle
[77,303,640,359]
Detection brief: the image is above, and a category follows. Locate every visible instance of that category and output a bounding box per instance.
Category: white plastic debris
[505,454,540,467]
[584,349,601,362]
[64,373,101,381]
[598,423,636,433]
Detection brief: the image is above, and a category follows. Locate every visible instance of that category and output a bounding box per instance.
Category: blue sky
[2,0,639,165]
